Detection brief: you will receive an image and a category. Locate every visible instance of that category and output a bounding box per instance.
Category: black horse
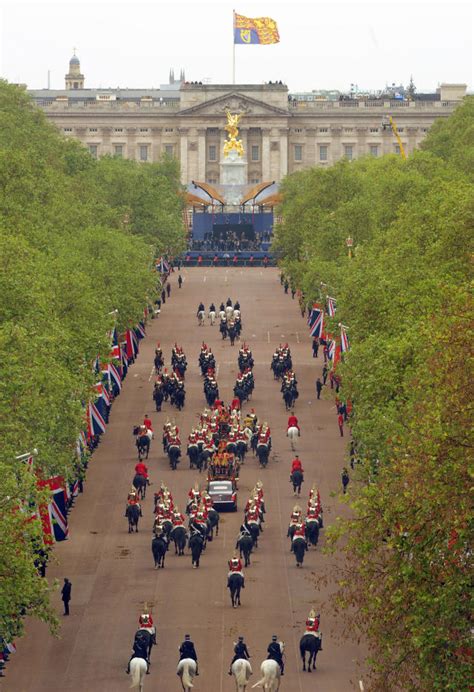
[189,532,204,568]
[300,633,321,671]
[256,443,269,468]
[152,385,163,412]
[187,444,200,470]
[282,387,296,410]
[292,536,307,567]
[170,525,187,556]
[168,444,181,470]
[290,470,304,496]
[228,572,243,608]
[305,519,320,548]
[236,533,253,566]
[126,504,140,533]
[246,521,260,547]
[132,473,147,500]
[207,508,220,541]
[151,535,168,569]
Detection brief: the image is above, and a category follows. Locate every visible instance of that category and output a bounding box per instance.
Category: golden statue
[223,110,244,158]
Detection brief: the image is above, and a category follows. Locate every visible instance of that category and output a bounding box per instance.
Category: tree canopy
[0,80,185,641]
[274,97,473,689]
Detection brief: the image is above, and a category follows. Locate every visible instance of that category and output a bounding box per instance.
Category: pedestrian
[316,378,323,399]
[329,371,335,390]
[166,283,171,298]
[61,578,72,615]
[178,274,183,288]
[284,280,289,294]
[197,255,202,267]
[322,364,328,385]
[280,273,285,285]
[350,439,356,469]
[263,256,269,268]
[312,338,319,358]
[323,344,329,363]
[161,288,166,304]
[291,287,296,299]
[341,468,350,493]
[337,412,344,437]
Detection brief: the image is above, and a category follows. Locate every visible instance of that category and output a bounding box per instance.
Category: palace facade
[28,55,467,185]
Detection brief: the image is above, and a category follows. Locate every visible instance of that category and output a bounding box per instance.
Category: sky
[0,0,472,93]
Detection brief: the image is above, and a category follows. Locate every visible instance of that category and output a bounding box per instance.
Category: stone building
[28,54,467,185]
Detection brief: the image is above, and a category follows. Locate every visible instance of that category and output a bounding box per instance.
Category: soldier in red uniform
[172,507,186,526]
[287,412,300,432]
[227,552,245,587]
[143,414,153,432]
[135,460,148,479]
[305,609,323,649]
[290,455,303,473]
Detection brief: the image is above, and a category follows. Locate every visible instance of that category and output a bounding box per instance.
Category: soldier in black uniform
[228,636,250,675]
[178,634,199,675]
[267,635,284,675]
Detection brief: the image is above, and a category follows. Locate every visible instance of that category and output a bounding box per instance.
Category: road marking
[216,364,220,377]
[203,275,207,283]
[148,366,155,382]
[267,331,270,343]
[296,332,300,343]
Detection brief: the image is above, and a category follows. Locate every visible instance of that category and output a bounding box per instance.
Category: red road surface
[6,268,364,691]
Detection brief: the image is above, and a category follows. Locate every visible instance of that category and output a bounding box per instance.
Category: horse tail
[129,659,144,689]
[235,659,249,686]
[182,660,194,688]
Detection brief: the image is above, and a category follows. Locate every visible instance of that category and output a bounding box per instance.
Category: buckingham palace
[28,55,467,186]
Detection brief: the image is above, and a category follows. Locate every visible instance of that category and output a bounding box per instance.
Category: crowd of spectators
[189,230,273,252]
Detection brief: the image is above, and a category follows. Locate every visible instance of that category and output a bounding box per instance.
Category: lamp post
[346,236,353,258]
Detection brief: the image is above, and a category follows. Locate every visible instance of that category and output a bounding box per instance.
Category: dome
[70,55,80,65]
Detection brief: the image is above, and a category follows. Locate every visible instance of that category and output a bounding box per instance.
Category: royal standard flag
[234,13,280,45]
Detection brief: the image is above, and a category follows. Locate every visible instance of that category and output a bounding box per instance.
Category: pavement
[5,267,365,691]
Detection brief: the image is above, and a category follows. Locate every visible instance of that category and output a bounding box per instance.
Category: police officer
[228,636,250,675]
[267,635,284,675]
[178,634,199,675]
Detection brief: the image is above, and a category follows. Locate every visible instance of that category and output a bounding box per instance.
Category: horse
[236,534,253,566]
[172,386,186,410]
[290,469,303,496]
[133,473,147,500]
[251,659,281,690]
[225,305,234,320]
[151,535,168,569]
[136,434,150,460]
[287,425,299,451]
[220,319,228,339]
[246,521,260,547]
[189,532,204,568]
[208,309,216,325]
[282,387,295,410]
[129,656,147,690]
[305,519,320,547]
[300,633,321,671]
[153,385,163,412]
[168,443,181,470]
[232,658,253,691]
[177,658,197,690]
[187,443,200,470]
[126,504,140,533]
[171,525,187,556]
[228,572,243,608]
[197,310,205,326]
[292,536,307,567]
[256,443,269,468]
[207,507,219,540]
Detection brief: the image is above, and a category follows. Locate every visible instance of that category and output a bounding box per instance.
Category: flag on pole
[37,476,69,543]
[327,337,336,361]
[234,13,280,44]
[110,327,120,359]
[308,306,324,338]
[108,362,122,392]
[87,402,106,436]
[340,325,350,353]
[327,296,337,317]
[134,321,146,340]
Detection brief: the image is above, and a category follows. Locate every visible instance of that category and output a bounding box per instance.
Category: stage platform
[178,251,276,267]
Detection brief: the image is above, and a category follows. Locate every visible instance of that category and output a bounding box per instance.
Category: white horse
[208,310,216,326]
[287,426,299,451]
[251,659,281,691]
[129,657,147,691]
[177,658,197,690]
[219,309,226,321]
[232,659,252,691]
[197,310,205,326]
[225,305,234,320]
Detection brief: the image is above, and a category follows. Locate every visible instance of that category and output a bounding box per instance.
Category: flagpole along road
[6,268,364,691]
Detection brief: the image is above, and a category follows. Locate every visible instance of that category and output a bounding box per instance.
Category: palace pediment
[178,91,290,118]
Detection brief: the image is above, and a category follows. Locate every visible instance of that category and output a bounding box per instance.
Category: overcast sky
[1,0,472,92]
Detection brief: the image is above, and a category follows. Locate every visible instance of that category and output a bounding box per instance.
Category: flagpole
[232,9,236,84]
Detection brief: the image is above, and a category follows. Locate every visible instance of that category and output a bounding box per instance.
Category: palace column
[151,127,162,161]
[279,127,288,181]
[262,128,271,181]
[179,128,189,183]
[197,128,206,181]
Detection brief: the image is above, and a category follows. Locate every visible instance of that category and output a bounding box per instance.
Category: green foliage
[276,97,473,689]
[0,80,185,640]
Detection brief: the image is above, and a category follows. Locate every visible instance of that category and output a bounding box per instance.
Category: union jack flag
[309,307,324,338]
[340,326,350,353]
[110,327,120,359]
[327,338,336,361]
[327,296,337,317]
[87,401,106,436]
[38,476,69,543]
[126,329,139,359]
[134,321,146,340]
[108,362,122,392]
[156,257,170,273]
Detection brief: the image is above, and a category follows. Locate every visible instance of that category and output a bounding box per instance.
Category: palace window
[344,128,353,133]
[88,144,98,158]
[294,144,303,161]
[139,145,149,161]
[369,144,379,157]
[319,127,328,133]
[319,145,328,161]
[344,145,353,160]
[207,178,218,184]
[251,145,260,161]
[165,127,174,133]
[164,144,174,157]
[397,127,404,133]
[293,128,303,133]
[140,127,149,133]
[114,145,123,157]
[88,127,98,133]
[250,178,260,184]
[208,144,217,161]
[63,127,72,133]
[207,128,219,134]
[114,128,123,133]
[369,127,379,133]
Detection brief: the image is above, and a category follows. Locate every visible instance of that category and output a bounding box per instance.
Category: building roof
[28,88,180,100]
[70,55,80,65]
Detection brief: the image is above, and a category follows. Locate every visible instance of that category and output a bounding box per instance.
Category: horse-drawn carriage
[207,445,239,511]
